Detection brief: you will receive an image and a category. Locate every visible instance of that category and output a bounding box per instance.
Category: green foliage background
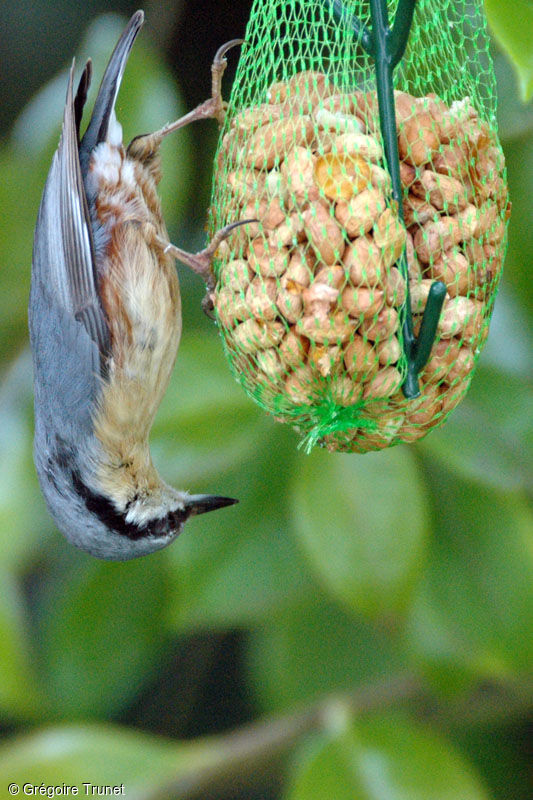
[0,1,531,798]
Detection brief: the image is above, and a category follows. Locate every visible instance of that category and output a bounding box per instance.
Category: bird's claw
[210,39,243,124]
[158,218,258,291]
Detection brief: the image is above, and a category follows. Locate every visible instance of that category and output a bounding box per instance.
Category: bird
[29,10,245,560]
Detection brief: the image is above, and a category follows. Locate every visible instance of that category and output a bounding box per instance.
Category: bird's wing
[79,10,144,173]
[31,60,110,364]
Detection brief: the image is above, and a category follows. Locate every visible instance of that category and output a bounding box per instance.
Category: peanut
[321,93,358,115]
[400,161,416,187]
[302,281,339,316]
[343,235,385,285]
[269,212,305,248]
[315,107,362,134]
[213,80,508,451]
[373,208,407,268]
[231,103,284,135]
[456,204,478,240]
[394,90,417,123]
[422,339,461,383]
[414,216,461,263]
[232,318,285,353]
[402,194,439,228]
[215,285,250,328]
[231,210,262,242]
[335,188,385,238]
[302,203,346,264]
[243,117,314,170]
[219,259,252,292]
[428,248,472,297]
[314,152,371,200]
[438,296,484,341]
[329,375,360,406]
[315,264,346,289]
[341,285,385,318]
[296,311,353,343]
[411,170,468,214]
[398,111,440,165]
[308,343,342,377]
[370,163,393,193]
[405,233,422,281]
[432,141,470,179]
[410,279,441,314]
[473,200,499,239]
[463,237,485,265]
[247,238,290,277]
[363,366,402,399]
[227,169,265,202]
[360,306,400,340]
[362,409,406,448]
[440,375,472,413]
[265,168,287,200]
[285,248,314,285]
[280,146,319,204]
[445,347,475,383]
[405,385,443,426]
[245,276,278,320]
[384,267,406,306]
[279,329,308,367]
[285,365,319,404]
[262,195,286,229]
[333,132,383,162]
[343,335,378,377]
[285,71,330,105]
[257,348,284,379]
[376,336,401,365]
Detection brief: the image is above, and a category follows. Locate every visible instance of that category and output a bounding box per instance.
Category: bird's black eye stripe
[71,471,188,540]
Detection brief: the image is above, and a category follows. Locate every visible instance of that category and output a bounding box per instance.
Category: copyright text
[8,785,125,797]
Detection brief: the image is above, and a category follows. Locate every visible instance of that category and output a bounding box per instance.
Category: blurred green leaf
[0,723,208,798]
[418,365,532,492]
[168,501,314,632]
[291,446,429,616]
[247,596,406,714]
[502,134,533,315]
[285,725,371,800]
[481,290,532,376]
[0,571,43,719]
[39,555,170,719]
[457,722,533,800]
[408,465,533,682]
[0,351,54,568]
[495,51,533,142]
[485,0,533,102]
[286,715,490,800]
[0,148,47,365]
[355,714,491,800]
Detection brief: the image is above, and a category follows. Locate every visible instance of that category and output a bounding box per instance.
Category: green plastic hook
[330,0,447,399]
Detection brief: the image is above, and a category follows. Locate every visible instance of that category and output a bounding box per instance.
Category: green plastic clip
[331,0,447,398]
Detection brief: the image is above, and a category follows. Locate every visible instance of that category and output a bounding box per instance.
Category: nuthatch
[29,10,245,560]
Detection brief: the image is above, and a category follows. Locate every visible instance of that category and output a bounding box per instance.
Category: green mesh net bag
[208,0,510,453]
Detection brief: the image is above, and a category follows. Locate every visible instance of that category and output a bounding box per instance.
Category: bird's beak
[184,494,238,516]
